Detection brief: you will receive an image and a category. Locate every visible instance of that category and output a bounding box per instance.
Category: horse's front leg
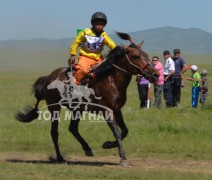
[106,116,128,167]
[102,110,128,149]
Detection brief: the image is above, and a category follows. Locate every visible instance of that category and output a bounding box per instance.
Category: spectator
[199,69,208,105]
[163,50,175,108]
[185,65,201,108]
[136,75,150,108]
[172,49,187,107]
[152,56,164,108]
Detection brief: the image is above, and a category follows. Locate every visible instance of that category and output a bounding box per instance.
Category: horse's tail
[15,76,48,123]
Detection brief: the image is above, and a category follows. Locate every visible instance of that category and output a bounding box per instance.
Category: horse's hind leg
[69,111,94,156]
[48,105,65,162]
[102,110,128,149]
[106,116,128,167]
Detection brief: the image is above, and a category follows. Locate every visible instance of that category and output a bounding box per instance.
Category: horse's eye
[132,55,140,60]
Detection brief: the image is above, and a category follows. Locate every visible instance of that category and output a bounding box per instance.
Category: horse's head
[116,32,159,83]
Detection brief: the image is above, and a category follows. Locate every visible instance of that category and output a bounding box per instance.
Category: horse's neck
[111,62,132,91]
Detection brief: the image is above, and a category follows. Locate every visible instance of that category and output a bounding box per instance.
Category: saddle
[65,63,102,85]
[80,63,101,85]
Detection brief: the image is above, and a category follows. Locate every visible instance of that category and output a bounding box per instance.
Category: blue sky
[0,0,212,40]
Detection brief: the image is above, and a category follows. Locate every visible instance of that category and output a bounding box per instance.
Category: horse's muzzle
[152,73,159,83]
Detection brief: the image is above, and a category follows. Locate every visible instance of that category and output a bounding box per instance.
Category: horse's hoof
[49,156,57,162]
[85,150,94,157]
[120,160,129,168]
[57,156,66,163]
[102,141,117,149]
[49,156,67,164]
[49,156,66,164]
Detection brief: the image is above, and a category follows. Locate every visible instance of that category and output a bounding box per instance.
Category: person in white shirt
[163,50,175,107]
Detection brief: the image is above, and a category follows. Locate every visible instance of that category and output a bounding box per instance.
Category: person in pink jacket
[152,56,164,108]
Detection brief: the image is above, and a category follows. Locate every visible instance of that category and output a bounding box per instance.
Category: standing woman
[136,75,150,108]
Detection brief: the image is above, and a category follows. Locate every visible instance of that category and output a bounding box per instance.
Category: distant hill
[124,26,212,54]
[0,26,212,54]
[0,38,71,51]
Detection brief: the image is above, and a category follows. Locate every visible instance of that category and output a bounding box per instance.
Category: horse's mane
[116,32,149,59]
[94,47,148,82]
[93,46,126,81]
[129,43,149,60]
[90,32,149,82]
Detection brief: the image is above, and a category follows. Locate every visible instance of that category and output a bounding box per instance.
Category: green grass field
[0,49,212,179]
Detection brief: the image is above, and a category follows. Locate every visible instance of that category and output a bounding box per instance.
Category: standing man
[172,49,187,107]
[163,50,175,108]
[152,56,164,108]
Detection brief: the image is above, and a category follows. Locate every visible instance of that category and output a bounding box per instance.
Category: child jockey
[68,12,117,84]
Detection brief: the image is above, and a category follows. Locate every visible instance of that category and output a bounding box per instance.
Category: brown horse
[15,32,159,167]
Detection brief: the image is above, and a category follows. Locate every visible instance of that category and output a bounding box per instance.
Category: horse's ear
[121,44,128,52]
[137,41,144,48]
[121,44,127,49]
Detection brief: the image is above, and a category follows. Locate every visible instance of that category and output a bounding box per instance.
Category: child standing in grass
[199,70,208,106]
[186,65,201,108]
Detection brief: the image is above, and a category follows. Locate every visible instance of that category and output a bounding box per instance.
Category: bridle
[112,53,152,76]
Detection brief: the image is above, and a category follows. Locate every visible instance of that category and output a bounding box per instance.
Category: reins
[112,63,131,74]
[125,54,149,72]
[112,53,149,75]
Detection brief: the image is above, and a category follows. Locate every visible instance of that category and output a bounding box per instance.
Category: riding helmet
[91,12,107,25]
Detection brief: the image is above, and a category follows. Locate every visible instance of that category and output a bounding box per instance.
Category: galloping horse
[15,32,159,167]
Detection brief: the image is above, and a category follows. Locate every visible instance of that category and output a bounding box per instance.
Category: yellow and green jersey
[70,28,116,60]
[192,72,201,87]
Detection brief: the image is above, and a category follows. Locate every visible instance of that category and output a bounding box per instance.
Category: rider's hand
[68,55,76,66]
